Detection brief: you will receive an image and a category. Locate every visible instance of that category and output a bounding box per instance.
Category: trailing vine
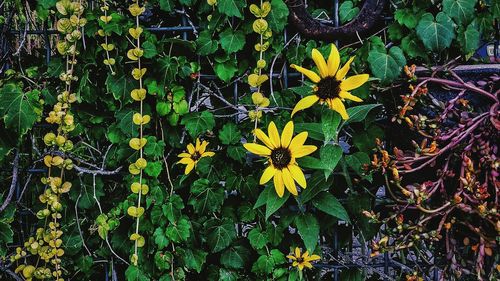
[97,0,116,75]
[126,0,148,266]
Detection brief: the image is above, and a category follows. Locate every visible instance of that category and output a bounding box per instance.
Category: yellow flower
[290,44,369,119]
[243,121,316,197]
[177,138,215,175]
[286,247,320,271]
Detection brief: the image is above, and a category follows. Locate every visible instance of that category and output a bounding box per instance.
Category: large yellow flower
[287,247,320,271]
[243,121,317,197]
[177,138,215,175]
[290,44,369,119]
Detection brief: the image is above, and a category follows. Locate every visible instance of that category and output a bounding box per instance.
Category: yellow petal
[199,140,209,154]
[178,153,191,158]
[255,128,275,149]
[291,95,319,117]
[292,261,299,267]
[295,247,301,258]
[178,157,193,164]
[304,262,313,269]
[330,98,349,120]
[273,170,285,197]
[201,151,215,157]
[286,255,297,261]
[311,49,329,78]
[268,122,281,148]
[195,138,201,151]
[292,145,317,158]
[339,91,363,102]
[187,143,195,154]
[327,44,340,77]
[289,132,308,152]
[335,56,355,80]
[260,165,276,185]
[281,121,294,148]
[303,251,309,258]
[243,143,271,156]
[290,64,321,83]
[185,162,195,175]
[340,74,369,91]
[288,164,307,189]
[298,263,304,271]
[309,254,321,261]
[282,168,298,196]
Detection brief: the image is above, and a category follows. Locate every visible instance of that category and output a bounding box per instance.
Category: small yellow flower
[243,121,317,197]
[286,247,320,271]
[251,92,270,108]
[128,3,145,17]
[178,138,215,175]
[290,44,369,119]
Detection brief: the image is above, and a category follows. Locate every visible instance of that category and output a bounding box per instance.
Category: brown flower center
[316,76,341,100]
[191,152,201,161]
[296,257,304,263]
[271,147,292,170]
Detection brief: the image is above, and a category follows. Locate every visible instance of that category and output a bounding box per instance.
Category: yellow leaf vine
[97,0,116,74]
[126,0,149,266]
[249,0,272,137]
[12,1,87,280]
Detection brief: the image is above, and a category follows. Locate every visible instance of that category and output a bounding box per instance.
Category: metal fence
[1,1,443,280]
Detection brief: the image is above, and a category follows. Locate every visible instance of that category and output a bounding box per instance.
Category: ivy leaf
[267,0,289,32]
[345,152,371,179]
[394,8,419,28]
[217,0,246,19]
[153,227,169,249]
[181,111,215,139]
[443,0,477,25]
[106,71,134,104]
[179,248,207,273]
[165,218,191,243]
[125,266,151,281]
[145,161,163,178]
[159,0,174,12]
[416,12,456,52]
[221,245,251,269]
[214,60,238,82]
[142,41,158,58]
[294,213,319,252]
[206,218,237,253]
[0,84,41,136]
[311,192,350,223]
[339,1,359,24]
[196,31,218,56]
[367,46,406,84]
[189,179,224,214]
[458,22,480,56]
[218,123,242,145]
[220,29,245,54]
[401,34,428,59]
[248,228,268,250]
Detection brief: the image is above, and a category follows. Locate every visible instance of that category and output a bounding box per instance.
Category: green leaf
[394,8,419,28]
[265,190,290,220]
[153,227,170,249]
[189,179,225,214]
[299,171,333,203]
[268,0,289,32]
[196,31,219,55]
[165,218,191,243]
[219,123,242,145]
[343,104,381,126]
[294,213,319,252]
[248,228,268,249]
[125,266,150,281]
[345,152,371,178]
[443,0,477,25]
[322,109,341,143]
[159,0,174,12]
[295,123,323,141]
[237,203,256,222]
[145,161,163,178]
[0,84,41,135]
[320,144,343,179]
[367,46,407,84]
[311,192,350,222]
[416,12,456,52]
[401,34,428,59]
[142,41,158,58]
[217,0,246,18]
[214,60,238,82]
[179,248,207,273]
[227,145,246,162]
[0,222,13,244]
[219,29,245,54]
[458,22,480,56]
[181,111,215,138]
[106,71,134,104]
[221,245,251,269]
[339,1,359,24]
[206,218,237,253]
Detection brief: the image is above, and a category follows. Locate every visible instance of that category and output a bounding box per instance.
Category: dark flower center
[316,76,341,100]
[191,152,201,161]
[297,257,304,263]
[271,147,292,170]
